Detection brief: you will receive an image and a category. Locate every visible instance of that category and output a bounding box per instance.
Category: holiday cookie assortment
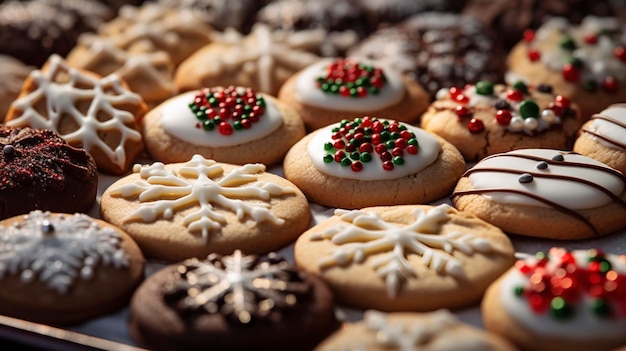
[0,1,626,350]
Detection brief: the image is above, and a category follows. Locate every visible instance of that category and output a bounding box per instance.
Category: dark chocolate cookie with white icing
[130,250,338,351]
[0,127,98,220]
[0,0,113,67]
[0,211,145,325]
[348,12,505,100]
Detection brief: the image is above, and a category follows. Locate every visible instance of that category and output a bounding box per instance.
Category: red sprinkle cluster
[523,29,624,93]
[189,86,266,136]
[514,248,626,320]
[316,59,386,98]
[323,116,419,172]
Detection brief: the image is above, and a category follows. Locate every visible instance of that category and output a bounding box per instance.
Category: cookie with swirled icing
[129,250,337,351]
[278,58,429,131]
[141,85,305,165]
[452,149,626,239]
[483,247,626,351]
[574,104,626,174]
[283,116,465,209]
[0,211,144,325]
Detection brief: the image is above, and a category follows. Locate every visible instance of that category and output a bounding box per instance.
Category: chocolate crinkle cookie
[0,0,113,67]
[349,12,505,100]
[462,0,626,50]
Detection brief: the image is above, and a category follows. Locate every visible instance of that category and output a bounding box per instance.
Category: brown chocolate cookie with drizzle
[130,250,337,351]
[452,149,626,239]
[0,127,98,220]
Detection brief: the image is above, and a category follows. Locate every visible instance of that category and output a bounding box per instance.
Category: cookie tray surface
[2,163,625,350]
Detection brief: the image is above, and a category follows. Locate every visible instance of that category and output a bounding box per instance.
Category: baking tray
[1,162,625,350]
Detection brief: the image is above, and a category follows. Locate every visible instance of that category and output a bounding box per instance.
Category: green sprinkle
[203,120,215,131]
[583,80,597,91]
[512,81,529,94]
[514,286,524,296]
[519,100,540,119]
[324,142,334,151]
[385,140,396,149]
[475,80,494,95]
[350,151,360,160]
[256,98,266,107]
[391,132,401,139]
[536,251,547,260]
[340,157,351,167]
[560,37,577,51]
[330,84,339,94]
[569,57,584,69]
[393,156,404,165]
[408,138,418,146]
[550,297,573,320]
[591,299,611,318]
[380,131,391,141]
[233,121,243,130]
[334,78,343,85]
[360,152,372,162]
[208,97,218,106]
[369,87,379,95]
[323,154,333,163]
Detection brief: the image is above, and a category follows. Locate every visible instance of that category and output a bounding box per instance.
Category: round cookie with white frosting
[294,204,515,311]
[141,85,305,165]
[100,154,310,261]
[452,149,626,239]
[283,116,465,208]
[421,80,583,161]
[0,211,144,325]
[506,16,626,119]
[315,309,519,351]
[574,104,626,174]
[483,247,626,351]
[278,58,429,130]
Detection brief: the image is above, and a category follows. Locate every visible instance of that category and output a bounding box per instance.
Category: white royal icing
[500,249,626,339]
[0,211,129,294]
[310,204,496,298]
[160,89,283,147]
[110,155,295,242]
[586,105,626,150]
[6,55,144,170]
[307,121,440,181]
[467,149,625,209]
[294,58,406,112]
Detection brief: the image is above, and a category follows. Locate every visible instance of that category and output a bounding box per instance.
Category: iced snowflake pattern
[6,54,144,170]
[311,204,496,297]
[0,211,129,294]
[111,154,295,242]
[164,250,310,324]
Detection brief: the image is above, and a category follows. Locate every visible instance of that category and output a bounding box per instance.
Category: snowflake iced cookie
[0,127,98,220]
[130,250,337,351]
[4,55,147,175]
[507,16,626,118]
[0,211,144,325]
[283,116,465,208]
[421,80,583,161]
[141,85,305,165]
[174,24,323,96]
[483,248,626,351]
[278,58,429,130]
[101,155,310,261]
[294,204,515,311]
[574,104,626,174]
[315,309,519,351]
[452,149,626,239]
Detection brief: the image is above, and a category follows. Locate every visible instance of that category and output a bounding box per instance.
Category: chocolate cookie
[158,0,260,33]
[0,211,144,325]
[130,250,337,351]
[0,0,113,67]
[452,149,626,239]
[0,127,98,220]
[361,0,465,29]
[348,12,505,100]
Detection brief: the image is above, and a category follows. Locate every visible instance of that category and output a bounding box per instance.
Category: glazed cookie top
[580,104,626,150]
[5,55,145,173]
[162,250,312,325]
[307,116,440,180]
[108,155,297,242]
[0,211,129,294]
[295,58,405,112]
[308,204,507,298]
[434,80,578,134]
[160,86,283,147]
[0,127,96,192]
[500,248,626,339]
[519,16,626,92]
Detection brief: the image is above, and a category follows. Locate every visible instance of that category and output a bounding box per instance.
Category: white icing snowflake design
[6,55,144,170]
[164,250,309,324]
[111,154,295,242]
[311,204,495,297]
[0,211,129,294]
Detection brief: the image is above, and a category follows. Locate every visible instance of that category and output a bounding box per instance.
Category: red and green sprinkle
[514,248,626,321]
[323,116,419,172]
[316,59,387,98]
[188,86,266,136]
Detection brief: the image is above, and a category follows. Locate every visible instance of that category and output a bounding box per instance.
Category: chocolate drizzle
[452,152,626,235]
[582,105,626,150]
[163,250,311,325]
